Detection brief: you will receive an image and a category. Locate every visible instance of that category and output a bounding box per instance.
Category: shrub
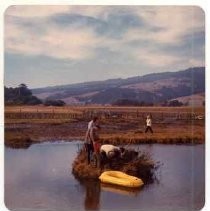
[44,99,66,106]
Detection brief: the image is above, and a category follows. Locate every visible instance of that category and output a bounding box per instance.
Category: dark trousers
[145,126,153,133]
[85,143,94,164]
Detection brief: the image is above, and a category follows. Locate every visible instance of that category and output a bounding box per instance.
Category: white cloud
[5,5,205,68]
[188,58,205,67]
[5,14,102,60]
[131,49,181,67]
[5,5,71,18]
[33,27,100,60]
[5,5,114,20]
[118,6,205,68]
[126,6,204,44]
[5,6,116,60]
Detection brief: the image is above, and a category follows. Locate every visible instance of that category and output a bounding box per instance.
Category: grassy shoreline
[72,147,159,183]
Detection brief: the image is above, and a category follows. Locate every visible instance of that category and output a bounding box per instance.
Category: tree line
[5,84,65,106]
[112,98,184,107]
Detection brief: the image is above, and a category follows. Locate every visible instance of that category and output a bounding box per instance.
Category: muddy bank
[4,134,203,149]
[5,136,35,149]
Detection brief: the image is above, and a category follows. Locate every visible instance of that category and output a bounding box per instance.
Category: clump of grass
[72,148,102,179]
[72,146,160,184]
[121,151,160,184]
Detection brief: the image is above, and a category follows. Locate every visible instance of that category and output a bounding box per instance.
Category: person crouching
[100,144,125,168]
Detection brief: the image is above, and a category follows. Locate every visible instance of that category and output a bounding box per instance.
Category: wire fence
[5,109,205,121]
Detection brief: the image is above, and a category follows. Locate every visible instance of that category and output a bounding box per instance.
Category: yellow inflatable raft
[99,171,144,188]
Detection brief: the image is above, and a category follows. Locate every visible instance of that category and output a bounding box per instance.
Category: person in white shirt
[145,115,153,133]
[100,144,125,159]
[85,117,99,164]
[88,116,99,129]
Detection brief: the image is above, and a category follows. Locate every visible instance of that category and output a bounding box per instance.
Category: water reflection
[78,179,142,210]
[76,179,101,210]
[86,181,101,210]
[101,183,141,197]
[5,142,205,211]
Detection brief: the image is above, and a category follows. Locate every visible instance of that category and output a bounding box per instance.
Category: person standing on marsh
[85,116,99,164]
[88,116,98,131]
[145,115,153,134]
[90,124,101,168]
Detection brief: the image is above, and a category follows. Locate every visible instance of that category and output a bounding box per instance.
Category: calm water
[5,142,205,211]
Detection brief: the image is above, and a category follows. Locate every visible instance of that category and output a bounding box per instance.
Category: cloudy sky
[5,5,205,88]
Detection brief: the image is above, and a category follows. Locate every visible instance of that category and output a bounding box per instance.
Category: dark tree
[5,84,42,105]
[44,99,66,106]
[168,100,183,107]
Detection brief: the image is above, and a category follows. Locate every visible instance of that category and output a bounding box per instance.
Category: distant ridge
[32,67,205,105]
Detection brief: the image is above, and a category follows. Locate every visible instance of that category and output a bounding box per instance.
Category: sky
[4,5,205,88]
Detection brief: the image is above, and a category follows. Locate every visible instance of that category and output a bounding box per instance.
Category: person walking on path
[145,115,153,133]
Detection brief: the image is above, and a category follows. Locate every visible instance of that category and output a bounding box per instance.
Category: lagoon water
[5,142,204,211]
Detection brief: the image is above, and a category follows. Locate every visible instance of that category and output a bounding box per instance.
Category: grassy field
[5,105,205,147]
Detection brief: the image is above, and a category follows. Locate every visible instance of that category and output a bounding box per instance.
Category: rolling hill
[32,67,205,105]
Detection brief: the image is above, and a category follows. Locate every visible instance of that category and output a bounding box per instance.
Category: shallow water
[5,142,205,211]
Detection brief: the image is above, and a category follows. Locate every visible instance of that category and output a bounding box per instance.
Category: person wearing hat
[145,115,153,133]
